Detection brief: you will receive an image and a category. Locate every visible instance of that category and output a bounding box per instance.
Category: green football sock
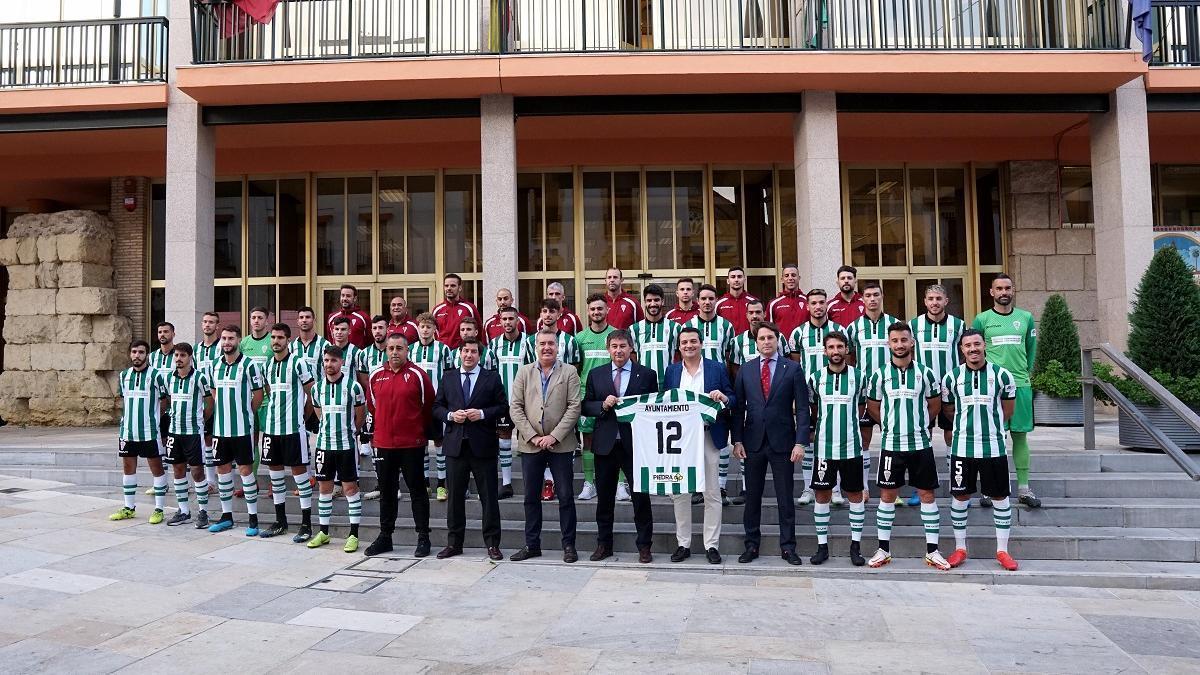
[582,450,594,483]
[1012,432,1031,488]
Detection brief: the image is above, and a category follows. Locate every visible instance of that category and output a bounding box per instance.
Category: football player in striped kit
[149,321,176,445]
[206,325,265,535]
[308,346,368,553]
[329,316,360,377]
[258,323,317,542]
[628,284,681,388]
[290,306,332,375]
[162,343,215,528]
[485,306,531,500]
[410,312,453,499]
[356,316,390,461]
[845,282,899,505]
[806,332,867,566]
[194,312,223,490]
[909,283,966,506]
[789,289,842,507]
[111,340,169,524]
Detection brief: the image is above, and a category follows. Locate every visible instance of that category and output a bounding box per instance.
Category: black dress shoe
[720,488,731,506]
[563,546,578,563]
[487,546,504,561]
[670,546,691,562]
[638,547,653,564]
[809,544,830,566]
[738,548,759,564]
[498,483,514,500]
[706,548,722,564]
[589,545,613,562]
[414,534,431,558]
[510,547,542,561]
[436,545,463,559]
[782,550,803,565]
[730,493,745,506]
[364,535,393,557]
[691,492,703,505]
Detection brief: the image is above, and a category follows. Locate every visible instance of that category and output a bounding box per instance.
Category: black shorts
[314,449,359,483]
[930,408,954,432]
[119,439,161,459]
[858,409,879,428]
[213,435,254,467]
[261,433,309,468]
[495,413,513,432]
[810,456,865,493]
[949,455,1011,499]
[164,434,204,466]
[876,447,939,491]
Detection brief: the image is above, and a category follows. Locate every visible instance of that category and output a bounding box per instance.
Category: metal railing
[190,0,482,63]
[0,17,167,88]
[1151,0,1200,65]
[1082,343,1200,480]
[801,0,1129,50]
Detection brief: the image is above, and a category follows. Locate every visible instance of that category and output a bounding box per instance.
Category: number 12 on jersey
[617,389,722,496]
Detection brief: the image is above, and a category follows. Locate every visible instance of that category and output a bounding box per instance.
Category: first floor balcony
[0,16,167,88]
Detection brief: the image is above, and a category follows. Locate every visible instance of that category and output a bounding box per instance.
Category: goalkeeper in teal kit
[972,274,1040,508]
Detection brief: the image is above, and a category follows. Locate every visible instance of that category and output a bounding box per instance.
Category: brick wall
[109,177,149,337]
[1006,161,1099,347]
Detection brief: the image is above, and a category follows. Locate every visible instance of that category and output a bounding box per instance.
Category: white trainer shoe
[616,481,631,502]
[867,548,892,568]
[925,550,952,571]
[577,481,597,501]
[797,489,815,506]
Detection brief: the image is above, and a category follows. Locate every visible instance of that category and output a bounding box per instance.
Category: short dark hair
[297,306,315,317]
[386,332,409,345]
[130,339,150,352]
[698,283,718,297]
[459,316,478,329]
[540,298,561,312]
[173,342,194,357]
[754,322,780,339]
[992,273,1013,284]
[156,321,174,331]
[458,337,481,352]
[746,297,764,310]
[607,329,632,347]
[887,322,912,337]
[837,265,858,278]
[339,284,357,294]
[862,281,882,293]
[727,266,745,275]
[202,311,220,320]
[323,345,344,360]
[271,323,291,337]
[676,277,694,287]
[678,326,701,342]
[330,316,351,328]
[443,273,462,284]
[499,306,519,316]
[643,284,664,300]
[250,306,269,318]
[371,314,388,325]
[960,328,985,343]
[806,288,827,300]
[586,293,606,306]
[782,263,799,273]
[221,324,242,338]
[823,331,849,347]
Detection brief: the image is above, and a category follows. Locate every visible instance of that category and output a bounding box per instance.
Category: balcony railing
[1152,0,1200,65]
[0,17,168,88]
[190,0,1131,63]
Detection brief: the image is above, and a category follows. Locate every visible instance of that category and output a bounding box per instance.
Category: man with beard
[827,265,866,328]
[257,323,317,542]
[666,277,699,325]
[629,284,681,388]
[686,285,736,503]
[484,306,532,500]
[716,266,760,335]
[240,307,274,478]
[291,306,331,378]
[326,284,371,348]
[195,312,222,376]
[308,346,368,553]
[483,287,534,340]
[845,282,898,504]
[206,325,265,535]
[547,282,582,335]
[110,340,169,525]
[790,289,841,507]
[433,273,480,349]
[162,343,214,528]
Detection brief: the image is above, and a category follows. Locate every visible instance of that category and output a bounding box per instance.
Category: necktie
[613,365,623,396]
[761,358,772,399]
[462,371,473,402]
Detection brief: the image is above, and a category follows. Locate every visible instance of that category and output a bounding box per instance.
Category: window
[1157,166,1200,229]
[1059,166,1094,227]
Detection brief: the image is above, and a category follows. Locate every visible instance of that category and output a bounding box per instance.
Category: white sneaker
[361,491,380,501]
[925,550,952,571]
[358,443,373,457]
[797,489,814,506]
[831,491,846,507]
[867,548,892,568]
[577,481,597,501]
[616,481,631,502]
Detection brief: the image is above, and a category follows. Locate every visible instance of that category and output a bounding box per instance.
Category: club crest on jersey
[403,373,411,383]
[1012,320,1021,330]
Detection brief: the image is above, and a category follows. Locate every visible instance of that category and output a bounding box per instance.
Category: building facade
[1,0,1194,354]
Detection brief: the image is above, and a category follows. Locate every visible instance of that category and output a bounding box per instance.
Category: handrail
[1081,343,1200,480]
[0,16,168,88]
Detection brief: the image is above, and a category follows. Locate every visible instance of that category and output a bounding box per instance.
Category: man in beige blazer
[508,329,582,563]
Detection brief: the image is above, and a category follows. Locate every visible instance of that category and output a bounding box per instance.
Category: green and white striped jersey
[523,330,581,367]
[210,354,265,438]
[942,362,1017,459]
[867,360,941,453]
[617,389,722,495]
[808,366,866,460]
[119,366,166,442]
[789,320,836,379]
[410,340,453,393]
[311,374,366,452]
[335,343,360,376]
[684,315,735,364]
[449,344,490,371]
[262,353,315,436]
[356,344,388,377]
[730,328,790,367]
[149,346,175,380]
[910,314,966,383]
[194,340,222,377]
[485,333,531,397]
[164,367,213,436]
[290,334,332,378]
[846,313,899,377]
[629,319,680,386]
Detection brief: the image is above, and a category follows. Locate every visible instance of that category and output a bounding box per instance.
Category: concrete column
[164,0,214,344]
[480,94,518,309]
[1090,79,1154,351]
[793,91,843,292]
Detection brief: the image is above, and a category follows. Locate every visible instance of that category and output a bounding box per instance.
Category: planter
[1118,404,1200,452]
[1033,392,1084,427]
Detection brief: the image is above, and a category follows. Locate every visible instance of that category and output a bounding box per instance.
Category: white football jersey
[616,389,721,495]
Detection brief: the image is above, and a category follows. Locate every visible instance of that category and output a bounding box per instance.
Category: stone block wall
[1006,161,1100,347]
[0,210,132,425]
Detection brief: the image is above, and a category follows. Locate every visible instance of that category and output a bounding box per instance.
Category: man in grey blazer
[508,329,583,563]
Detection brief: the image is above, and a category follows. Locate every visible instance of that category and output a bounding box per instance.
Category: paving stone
[36,619,129,647]
[0,638,134,674]
[379,617,544,665]
[590,649,748,674]
[190,582,293,620]
[288,607,423,635]
[1130,654,1200,674]
[1,568,117,594]
[486,645,602,673]
[310,629,400,655]
[678,633,829,662]
[267,649,435,673]
[97,611,225,659]
[0,544,68,576]
[748,658,831,674]
[1084,614,1200,659]
[115,619,334,673]
[51,581,211,627]
[12,528,137,556]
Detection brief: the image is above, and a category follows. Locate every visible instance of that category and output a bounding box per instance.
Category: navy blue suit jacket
[582,361,658,455]
[730,355,811,454]
[662,358,736,448]
[433,368,507,459]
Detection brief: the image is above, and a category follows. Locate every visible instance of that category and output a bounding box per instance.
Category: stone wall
[0,211,131,425]
[1006,160,1100,347]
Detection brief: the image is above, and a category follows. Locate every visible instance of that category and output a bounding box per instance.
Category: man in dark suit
[433,337,508,561]
[731,321,811,565]
[582,329,658,563]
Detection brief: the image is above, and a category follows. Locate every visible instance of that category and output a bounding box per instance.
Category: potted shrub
[1112,246,1200,451]
[1031,294,1084,425]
